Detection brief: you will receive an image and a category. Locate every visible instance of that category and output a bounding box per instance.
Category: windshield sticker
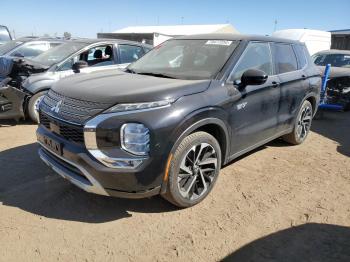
[205,40,232,46]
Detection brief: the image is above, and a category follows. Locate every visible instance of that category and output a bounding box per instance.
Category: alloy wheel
[177,142,218,200]
[297,105,312,140]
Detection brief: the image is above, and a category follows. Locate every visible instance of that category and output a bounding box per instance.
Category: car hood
[51,69,211,104]
[317,66,350,78]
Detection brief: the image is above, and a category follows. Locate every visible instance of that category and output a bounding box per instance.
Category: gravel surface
[0,111,349,262]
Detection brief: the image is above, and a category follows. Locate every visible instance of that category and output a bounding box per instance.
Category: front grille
[39,112,85,144]
[40,89,112,125]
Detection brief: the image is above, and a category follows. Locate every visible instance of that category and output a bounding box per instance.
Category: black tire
[344,103,350,112]
[282,100,313,145]
[162,131,222,208]
[28,91,47,123]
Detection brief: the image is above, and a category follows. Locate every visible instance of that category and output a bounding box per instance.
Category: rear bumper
[36,125,162,198]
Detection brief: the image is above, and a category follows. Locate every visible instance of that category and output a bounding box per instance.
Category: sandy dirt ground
[0,111,349,262]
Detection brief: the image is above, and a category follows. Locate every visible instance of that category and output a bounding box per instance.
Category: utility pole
[273,19,278,32]
[181,16,184,25]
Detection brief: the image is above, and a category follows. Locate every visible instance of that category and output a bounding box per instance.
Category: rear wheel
[283,100,313,145]
[163,131,221,208]
[28,91,47,123]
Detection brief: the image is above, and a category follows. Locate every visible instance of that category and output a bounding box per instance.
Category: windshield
[313,53,350,68]
[0,40,23,55]
[31,42,87,67]
[128,39,239,80]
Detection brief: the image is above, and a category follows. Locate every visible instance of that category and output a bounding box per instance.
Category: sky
[1,0,349,38]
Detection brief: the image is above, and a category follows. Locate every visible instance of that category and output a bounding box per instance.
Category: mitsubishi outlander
[37,34,321,207]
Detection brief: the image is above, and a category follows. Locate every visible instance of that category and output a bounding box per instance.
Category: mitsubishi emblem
[51,100,62,113]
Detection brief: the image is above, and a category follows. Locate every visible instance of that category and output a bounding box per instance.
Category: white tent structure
[98,24,239,46]
[272,29,331,55]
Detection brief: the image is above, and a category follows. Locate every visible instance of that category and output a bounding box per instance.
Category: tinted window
[312,53,350,68]
[119,45,144,64]
[274,44,298,74]
[230,42,273,82]
[294,45,307,69]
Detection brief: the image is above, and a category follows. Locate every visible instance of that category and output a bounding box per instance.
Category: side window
[273,43,298,74]
[59,56,79,71]
[59,45,115,71]
[119,45,144,64]
[294,45,308,69]
[230,42,273,82]
[312,54,325,65]
[86,45,114,66]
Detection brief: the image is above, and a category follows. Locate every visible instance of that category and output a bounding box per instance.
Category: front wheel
[162,131,222,208]
[282,100,313,145]
[28,91,47,123]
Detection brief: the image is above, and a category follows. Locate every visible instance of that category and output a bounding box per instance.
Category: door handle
[272,81,280,88]
[301,75,307,80]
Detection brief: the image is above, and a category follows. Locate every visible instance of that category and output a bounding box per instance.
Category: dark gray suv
[37,34,321,207]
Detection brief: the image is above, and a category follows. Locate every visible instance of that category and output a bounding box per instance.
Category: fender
[160,107,231,194]
[301,92,319,117]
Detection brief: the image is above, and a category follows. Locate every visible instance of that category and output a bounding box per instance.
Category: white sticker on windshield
[206,40,232,46]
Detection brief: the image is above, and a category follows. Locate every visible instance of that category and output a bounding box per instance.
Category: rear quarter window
[294,45,308,69]
[273,43,298,74]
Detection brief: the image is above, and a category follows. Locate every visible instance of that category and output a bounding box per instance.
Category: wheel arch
[160,108,231,194]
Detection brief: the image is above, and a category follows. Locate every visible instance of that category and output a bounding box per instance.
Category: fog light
[120,123,150,156]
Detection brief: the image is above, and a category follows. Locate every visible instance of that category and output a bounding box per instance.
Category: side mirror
[72,60,88,73]
[240,69,268,89]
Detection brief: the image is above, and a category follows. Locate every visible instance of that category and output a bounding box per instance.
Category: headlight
[120,123,150,156]
[104,99,173,113]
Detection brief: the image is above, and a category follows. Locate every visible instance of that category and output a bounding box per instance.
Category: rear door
[272,43,309,132]
[228,41,280,155]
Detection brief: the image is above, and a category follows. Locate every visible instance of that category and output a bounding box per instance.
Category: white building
[98,24,239,46]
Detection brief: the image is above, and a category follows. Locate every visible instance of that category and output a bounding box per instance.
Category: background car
[0,38,152,122]
[0,37,64,58]
[313,50,350,110]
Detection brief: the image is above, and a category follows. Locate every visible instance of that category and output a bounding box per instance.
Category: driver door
[228,41,281,155]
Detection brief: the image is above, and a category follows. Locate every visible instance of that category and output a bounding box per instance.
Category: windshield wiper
[136,71,177,79]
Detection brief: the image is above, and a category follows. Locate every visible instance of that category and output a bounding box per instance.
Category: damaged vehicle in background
[0,37,63,59]
[0,39,152,122]
[313,49,350,110]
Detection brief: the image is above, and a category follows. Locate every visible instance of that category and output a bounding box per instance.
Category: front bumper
[36,125,162,198]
